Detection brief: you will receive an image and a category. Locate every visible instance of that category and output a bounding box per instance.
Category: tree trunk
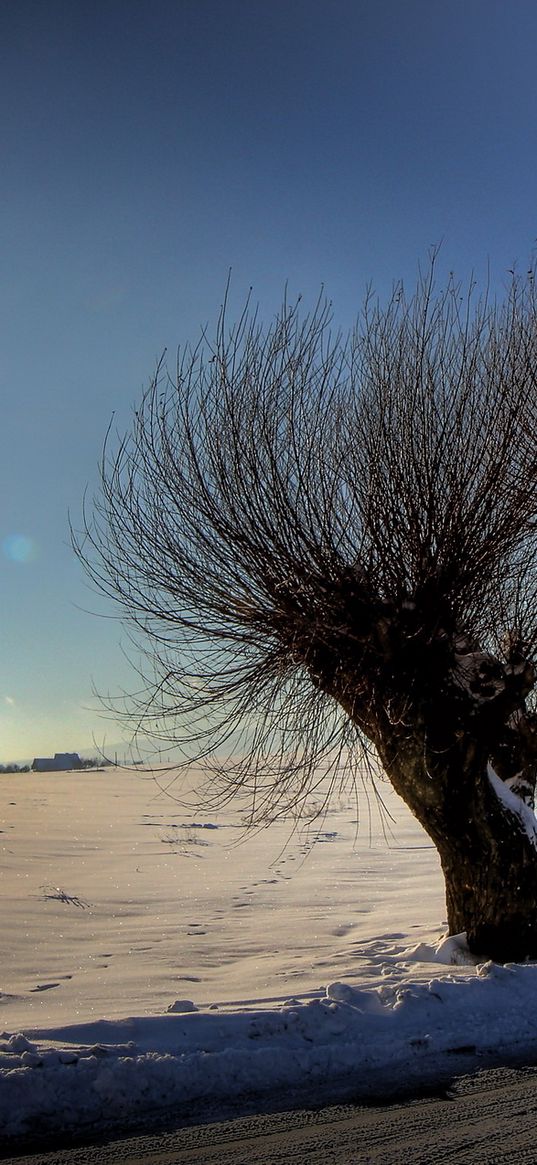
[441,838,537,963]
[320,625,537,964]
[376,732,537,963]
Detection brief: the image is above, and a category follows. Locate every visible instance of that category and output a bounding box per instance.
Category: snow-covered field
[2,765,537,1143]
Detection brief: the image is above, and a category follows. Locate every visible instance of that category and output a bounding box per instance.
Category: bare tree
[75,260,537,962]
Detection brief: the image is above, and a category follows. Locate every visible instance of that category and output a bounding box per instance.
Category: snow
[2,766,537,1143]
[487,762,537,848]
[452,647,506,701]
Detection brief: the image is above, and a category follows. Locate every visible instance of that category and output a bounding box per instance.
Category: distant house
[32,753,82,772]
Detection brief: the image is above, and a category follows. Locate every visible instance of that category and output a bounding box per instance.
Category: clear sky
[2,0,537,761]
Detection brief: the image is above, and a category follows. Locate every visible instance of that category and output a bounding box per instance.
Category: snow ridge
[3,962,537,1141]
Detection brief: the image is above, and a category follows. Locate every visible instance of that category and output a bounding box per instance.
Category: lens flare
[2,534,38,564]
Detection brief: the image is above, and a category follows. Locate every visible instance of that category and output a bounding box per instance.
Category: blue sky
[2,0,537,760]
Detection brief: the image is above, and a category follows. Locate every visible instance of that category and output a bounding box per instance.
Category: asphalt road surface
[4,1064,537,1165]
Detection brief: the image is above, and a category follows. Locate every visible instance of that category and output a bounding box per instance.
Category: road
[4,1064,537,1164]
